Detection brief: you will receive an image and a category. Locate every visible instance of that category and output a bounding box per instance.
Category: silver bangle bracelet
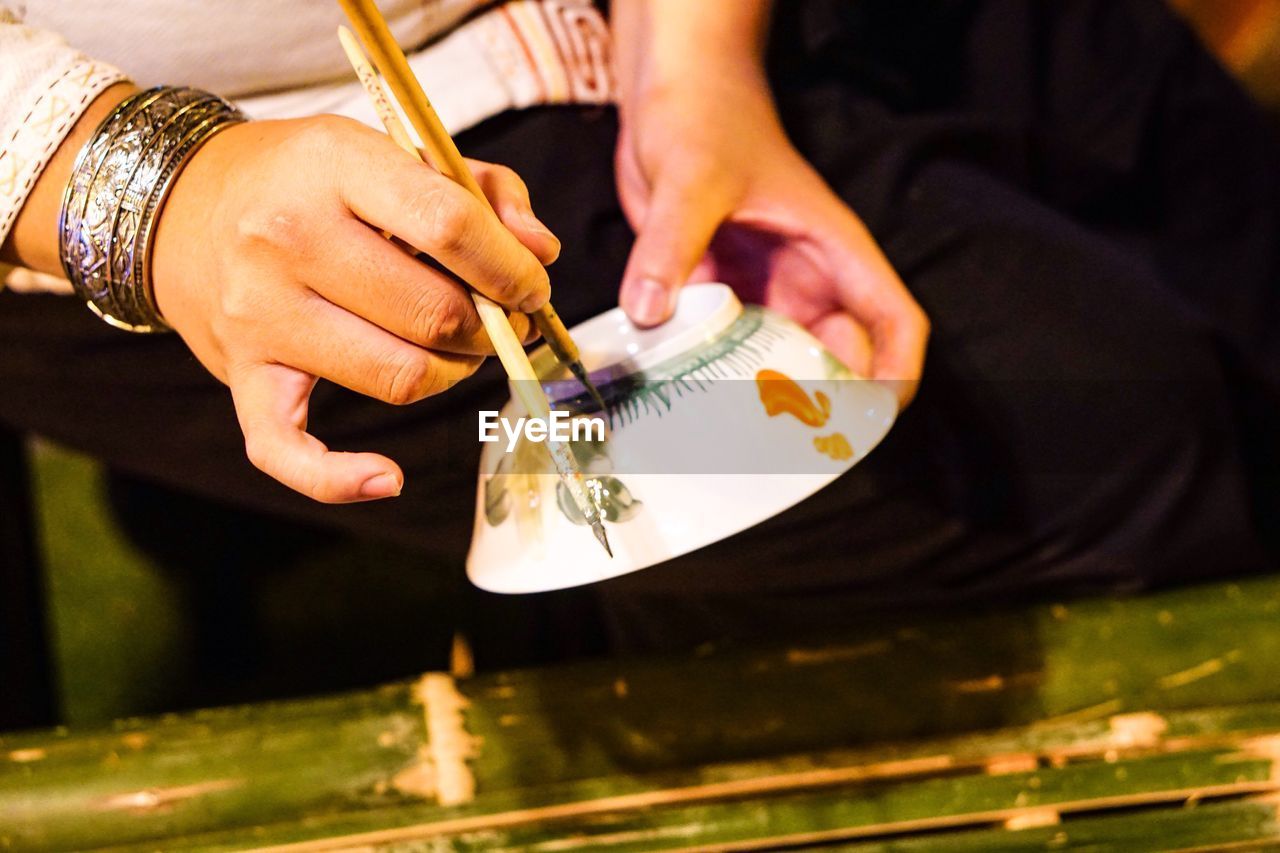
[58,86,246,333]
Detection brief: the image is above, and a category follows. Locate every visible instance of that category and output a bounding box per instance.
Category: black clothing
[3,0,1277,657]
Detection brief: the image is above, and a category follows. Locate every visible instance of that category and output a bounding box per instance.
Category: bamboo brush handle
[336,26,551,424]
[338,17,610,558]
[336,0,583,374]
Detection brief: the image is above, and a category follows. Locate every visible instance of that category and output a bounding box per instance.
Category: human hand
[152,115,560,502]
[615,77,929,407]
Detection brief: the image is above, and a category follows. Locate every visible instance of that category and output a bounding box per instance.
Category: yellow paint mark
[814,433,854,460]
[756,370,830,426]
[613,678,629,699]
[7,748,45,763]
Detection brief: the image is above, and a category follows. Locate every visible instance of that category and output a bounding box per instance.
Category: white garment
[0,0,614,291]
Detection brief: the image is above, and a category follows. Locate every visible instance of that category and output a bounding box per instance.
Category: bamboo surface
[4,575,1280,850]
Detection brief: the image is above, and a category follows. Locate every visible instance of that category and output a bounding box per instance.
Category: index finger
[829,222,929,408]
[339,139,551,314]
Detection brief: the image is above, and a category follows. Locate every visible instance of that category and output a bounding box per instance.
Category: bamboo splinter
[336,20,611,558]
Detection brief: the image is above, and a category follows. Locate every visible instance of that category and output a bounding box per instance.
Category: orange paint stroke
[814,433,854,461]
[756,370,831,427]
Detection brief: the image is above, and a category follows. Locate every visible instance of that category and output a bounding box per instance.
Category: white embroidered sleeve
[0,5,128,292]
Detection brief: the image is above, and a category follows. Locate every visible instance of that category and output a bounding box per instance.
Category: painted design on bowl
[813,433,854,460]
[756,369,833,427]
[547,306,792,426]
[483,420,643,538]
[557,473,642,525]
[755,368,856,460]
[482,302,853,542]
[470,284,901,594]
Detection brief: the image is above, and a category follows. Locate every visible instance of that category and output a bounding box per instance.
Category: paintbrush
[336,0,607,417]
[337,24,612,558]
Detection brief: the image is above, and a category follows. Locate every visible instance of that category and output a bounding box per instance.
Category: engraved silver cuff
[58,86,246,333]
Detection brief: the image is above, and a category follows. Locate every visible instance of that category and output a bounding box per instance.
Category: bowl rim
[527,284,744,386]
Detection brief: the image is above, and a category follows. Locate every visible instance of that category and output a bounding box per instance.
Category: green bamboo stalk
[2,576,1280,850]
[148,703,1280,851]
[824,795,1280,852]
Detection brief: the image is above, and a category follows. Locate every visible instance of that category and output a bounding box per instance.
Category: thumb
[620,175,726,327]
[230,362,404,504]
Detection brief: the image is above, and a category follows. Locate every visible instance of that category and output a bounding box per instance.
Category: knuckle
[418,297,465,345]
[217,279,260,323]
[490,164,525,197]
[400,286,464,345]
[308,474,345,504]
[487,272,524,306]
[487,162,518,182]
[491,258,545,307]
[235,208,309,256]
[293,114,356,153]
[378,351,437,406]
[413,186,476,257]
[242,431,271,473]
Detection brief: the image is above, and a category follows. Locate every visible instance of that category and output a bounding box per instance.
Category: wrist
[0,83,137,275]
[58,87,245,332]
[621,56,772,116]
[612,0,774,114]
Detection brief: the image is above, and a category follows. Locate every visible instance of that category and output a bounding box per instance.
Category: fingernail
[521,210,561,266]
[360,472,402,499]
[629,277,672,326]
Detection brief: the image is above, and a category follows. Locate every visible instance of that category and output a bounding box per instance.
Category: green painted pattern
[595,307,789,429]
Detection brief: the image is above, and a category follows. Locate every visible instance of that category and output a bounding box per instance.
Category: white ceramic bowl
[467,284,898,594]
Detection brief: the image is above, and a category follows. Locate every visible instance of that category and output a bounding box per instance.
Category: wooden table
[4,574,1280,851]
